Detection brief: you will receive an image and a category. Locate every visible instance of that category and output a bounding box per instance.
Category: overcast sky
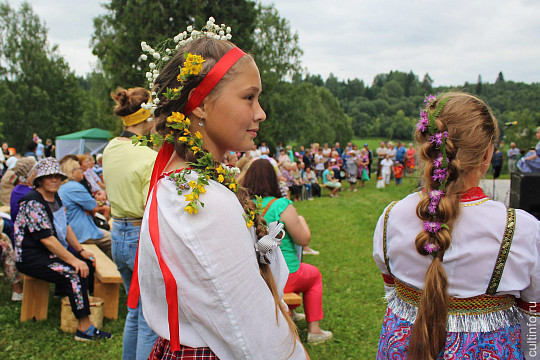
[8,0,540,86]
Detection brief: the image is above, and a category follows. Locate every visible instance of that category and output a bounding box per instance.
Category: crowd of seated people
[232,141,382,201]
[12,157,111,340]
[0,140,112,331]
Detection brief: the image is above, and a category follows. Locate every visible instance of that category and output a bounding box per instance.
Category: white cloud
[266,0,540,85]
[7,0,540,85]
[9,0,103,76]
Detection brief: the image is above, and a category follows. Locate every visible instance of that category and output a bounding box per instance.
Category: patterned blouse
[14,198,55,263]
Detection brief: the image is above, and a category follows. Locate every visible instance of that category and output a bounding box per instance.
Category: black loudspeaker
[510,172,540,220]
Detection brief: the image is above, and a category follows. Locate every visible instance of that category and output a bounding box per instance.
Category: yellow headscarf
[120,90,152,127]
[121,106,151,127]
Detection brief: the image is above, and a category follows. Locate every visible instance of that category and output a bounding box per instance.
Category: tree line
[304,70,540,150]
[0,1,538,152]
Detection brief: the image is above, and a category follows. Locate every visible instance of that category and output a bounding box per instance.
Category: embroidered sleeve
[18,200,53,234]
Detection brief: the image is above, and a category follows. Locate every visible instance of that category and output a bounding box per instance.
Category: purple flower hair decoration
[432,168,448,182]
[429,131,449,147]
[417,109,429,132]
[424,94,437,104]
[424,221,441,233]
[424,243,439,254]
[428,190,444,214]
[433,155,443,169]
[429,190,444,202]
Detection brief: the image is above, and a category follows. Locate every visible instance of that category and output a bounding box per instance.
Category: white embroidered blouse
[373,190,540,357]
[138,172,306,360]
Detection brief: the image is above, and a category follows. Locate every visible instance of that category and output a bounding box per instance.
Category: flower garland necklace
[133,18,261,227]
[417,94,451,256]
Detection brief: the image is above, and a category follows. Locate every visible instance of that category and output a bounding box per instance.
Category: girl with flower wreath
[373,92,539,359]
[128,20,308,360]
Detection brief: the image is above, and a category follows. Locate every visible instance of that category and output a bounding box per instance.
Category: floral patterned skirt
[377,308,524,360]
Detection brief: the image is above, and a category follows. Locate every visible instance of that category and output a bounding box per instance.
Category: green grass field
[0,176,419,359]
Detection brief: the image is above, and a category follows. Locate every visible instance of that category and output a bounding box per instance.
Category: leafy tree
[373,73,388,88]
[421,73,433,93]
[346,78,365,99]
[404,71,417,97]
[364,86,376,100]
[250,3,303,85]
[0,1,82,150]
[91,0,257,87]
[500,109,540,150]
[258,82,352,147]
[204,0,257,51]
[304,73,325,87]
[476,74,483,95]
[384,80,404,98]
[78,71,119,133]
[325,73,343,98]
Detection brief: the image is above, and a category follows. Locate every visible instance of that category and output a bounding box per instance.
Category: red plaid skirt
[148,337,220,360]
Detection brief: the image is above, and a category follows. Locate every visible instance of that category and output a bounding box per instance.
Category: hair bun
[112,88,129,105]
[111,87,149,117]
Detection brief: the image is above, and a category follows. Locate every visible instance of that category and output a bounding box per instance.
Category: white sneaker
[307,330,333,345]
[11,292,23,301]
[290,310,305,322]
[303,248,320,255]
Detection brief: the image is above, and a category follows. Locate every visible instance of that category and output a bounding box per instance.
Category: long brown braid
[408,92,499,359]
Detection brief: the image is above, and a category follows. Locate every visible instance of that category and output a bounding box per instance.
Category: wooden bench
[20,244,122,321]
[20,275,50,321]
[82,244,123,320]
[284,292,302,306]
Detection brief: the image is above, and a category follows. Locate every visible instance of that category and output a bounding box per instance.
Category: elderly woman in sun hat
[14,157,111,341]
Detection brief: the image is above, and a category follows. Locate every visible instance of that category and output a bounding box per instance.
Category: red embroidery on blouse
[460,187,487,202]
[161,167,190,179]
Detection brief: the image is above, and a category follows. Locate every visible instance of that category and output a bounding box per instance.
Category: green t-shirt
[261,196,300,273]
[322,169,334,184]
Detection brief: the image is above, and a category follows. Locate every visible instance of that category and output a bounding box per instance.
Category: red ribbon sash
[127,45,247,351]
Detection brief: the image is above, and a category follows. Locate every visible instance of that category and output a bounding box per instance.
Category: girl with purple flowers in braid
[373,92,539,359]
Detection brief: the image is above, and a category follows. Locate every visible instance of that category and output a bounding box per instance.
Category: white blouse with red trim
[137,171,306,360]
[373,187,540,356]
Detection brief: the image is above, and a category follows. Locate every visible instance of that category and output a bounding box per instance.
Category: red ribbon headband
[183,46,246,115]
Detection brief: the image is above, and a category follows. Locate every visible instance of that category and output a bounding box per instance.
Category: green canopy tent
[55,128,112,159]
